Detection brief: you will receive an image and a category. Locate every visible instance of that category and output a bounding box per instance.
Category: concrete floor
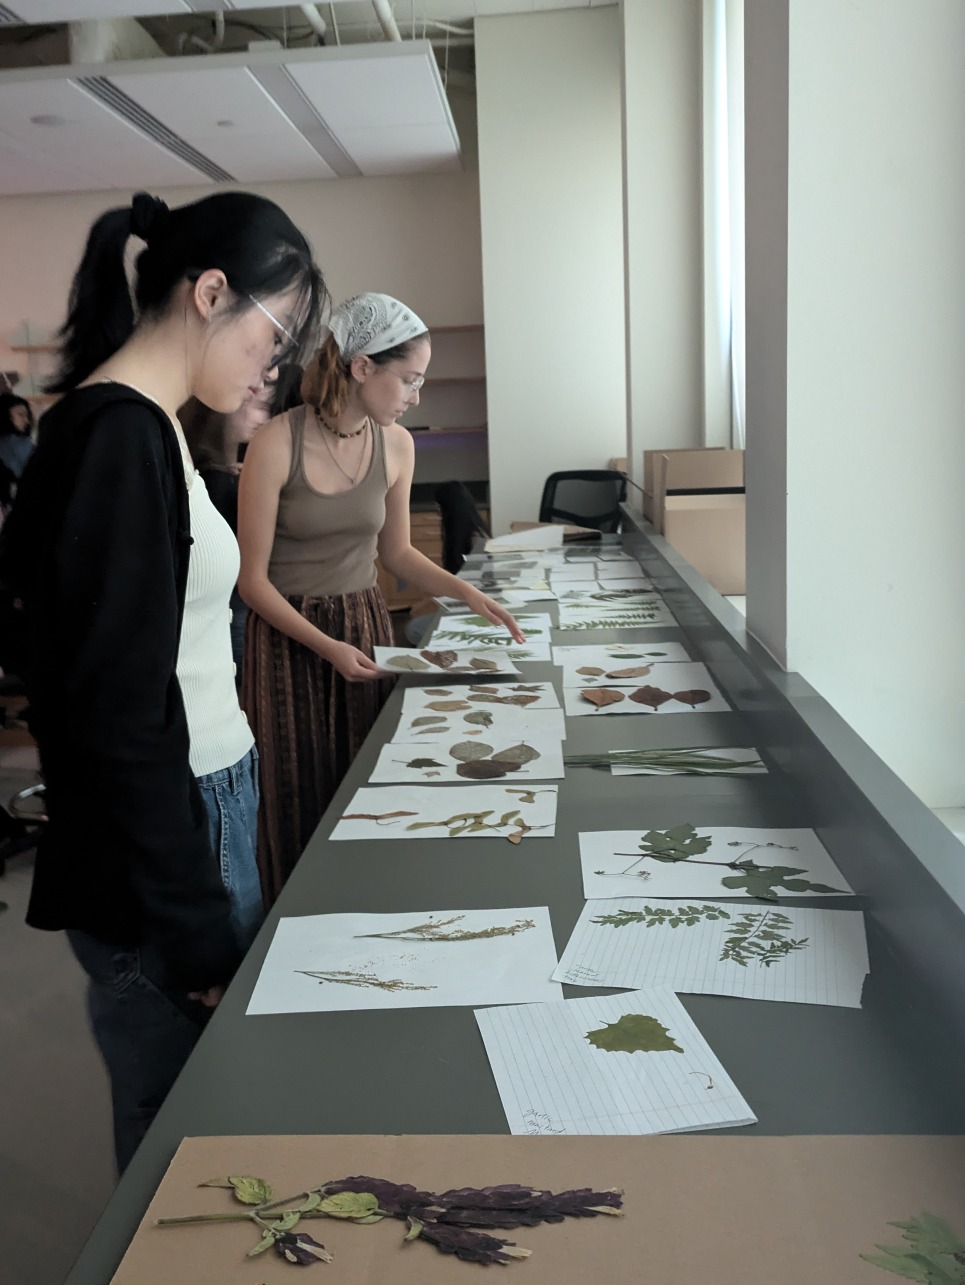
[0,748,116,1285]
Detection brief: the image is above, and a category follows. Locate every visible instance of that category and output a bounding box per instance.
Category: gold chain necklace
[315,409,370,487]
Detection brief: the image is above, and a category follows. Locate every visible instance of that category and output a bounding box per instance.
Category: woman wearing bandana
[239,293,522,905]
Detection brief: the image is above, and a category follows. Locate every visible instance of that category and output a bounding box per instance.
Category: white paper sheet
[554,898,869,1007]
[475,987,757,1135]
[563,664,730,716]
[580,825,853,899]
[400,681,561,714]
[247,906,562,1015]
[329,783,559,841]
[485,525,566,551]
[428,612,553,649]
[369,729,566,783]
[609,746,767,775]
[374,647,521,677]
[551,641,692,681]
[392,705,567,746]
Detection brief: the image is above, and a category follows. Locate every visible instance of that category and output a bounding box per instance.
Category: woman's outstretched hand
[466,590,526,644]
[323,640,386,682]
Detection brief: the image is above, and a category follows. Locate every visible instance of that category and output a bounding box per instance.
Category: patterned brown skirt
[241,587,394,907]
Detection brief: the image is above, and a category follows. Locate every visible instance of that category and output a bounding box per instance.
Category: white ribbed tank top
[176,470,254,777]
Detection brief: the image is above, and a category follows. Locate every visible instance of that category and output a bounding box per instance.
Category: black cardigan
[0,384,242,990]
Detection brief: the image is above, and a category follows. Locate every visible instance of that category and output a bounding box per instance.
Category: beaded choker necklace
[318,410,367,439]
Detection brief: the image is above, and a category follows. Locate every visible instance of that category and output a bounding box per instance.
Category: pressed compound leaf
[581,688,625,709]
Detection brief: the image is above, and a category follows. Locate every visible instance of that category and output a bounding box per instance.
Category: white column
[475,8,626,535]
[744,0,965,806]
[621,0,703,487]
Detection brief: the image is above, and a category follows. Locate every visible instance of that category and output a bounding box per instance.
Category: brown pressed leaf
[506,830,524,844]
[605,666,652,679]
[411,715,447,727]
[469,685,500,694]
[426,700,472,711]
[341,811,418,821]
[673,688,712,707]
[491,743,541,765]
[421,650,459,669]
[468,657,500,671]
[456,760,509,779]
[580,688,625,709]
[576,666,605,676]
[449,741,495,762]
[629,686,673,709]
[386,654,431,671]
[424,689,452,696]
[511,684,543,692]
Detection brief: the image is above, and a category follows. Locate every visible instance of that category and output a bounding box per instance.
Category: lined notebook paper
[554,899,869,1008]
[476,988,757,1135]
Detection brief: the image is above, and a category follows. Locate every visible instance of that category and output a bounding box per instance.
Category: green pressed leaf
[386,654,431,671]
[491,742,540,765]
[272,1211,301,1231]
[355,1213,385,1225]
[247,1232,276,1258]
[449,740,494,762]
[639,824,712,862]
[319,1191,380,1220]
[228,1175,273,1205]
[298,1193,323,1212]
[404,1216,424,1242]
[198,1177,235,1189]
[585,1013,684,1055]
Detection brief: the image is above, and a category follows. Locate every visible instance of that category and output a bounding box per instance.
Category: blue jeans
[195,746,264,952]
[66,930,210,1174]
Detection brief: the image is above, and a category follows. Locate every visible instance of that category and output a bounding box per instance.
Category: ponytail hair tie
[130,192,170,245]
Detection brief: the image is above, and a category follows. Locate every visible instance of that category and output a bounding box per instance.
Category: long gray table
[63,516,965,1283]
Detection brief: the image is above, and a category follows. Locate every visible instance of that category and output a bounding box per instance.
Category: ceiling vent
[77,74,234,181]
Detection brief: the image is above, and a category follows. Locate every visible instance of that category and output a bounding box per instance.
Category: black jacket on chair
[0,384,241,991]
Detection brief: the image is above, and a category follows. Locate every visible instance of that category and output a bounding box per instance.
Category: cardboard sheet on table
[111,1133,965,1285]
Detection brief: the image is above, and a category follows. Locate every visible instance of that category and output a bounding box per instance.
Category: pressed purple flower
[274,1231,333,1265]
[415,1220,531,1265]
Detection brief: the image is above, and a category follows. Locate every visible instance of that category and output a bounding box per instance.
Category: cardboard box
[641,446,739,522]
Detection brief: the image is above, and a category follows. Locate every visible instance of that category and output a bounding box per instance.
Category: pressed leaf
[426,700,471,711]
[342,810,417,821]
[581,688,625,709]
[272,1211,301,1231]
[456,760,509,780]
[468,693,540,707]
[576,666,605,675]
[506,830,524,844]
[421,649,459,669]
[673,688,712,707]
[229,1175,273,1206]
[411,715,447,727]
[468,657,500,671]
[449,740,494,762]
[423,688,452,696]
[585,1013,684,1055]
[386,654,431,671]
[464,711,494,727]
[319,1191,381,1220]
[491,742,541,765]
[404,758,445,769]
[605,666,652,679]
[511,684,543,692]
[628,685,673,709]
[469,684,501,694]
[198,1178,234,1189]
[247,1232,276,1258]
[404,1216,424,1242]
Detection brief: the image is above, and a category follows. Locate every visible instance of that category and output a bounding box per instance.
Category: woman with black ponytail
[0,190,324,1172]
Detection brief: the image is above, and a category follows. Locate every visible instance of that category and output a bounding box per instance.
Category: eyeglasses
[385,368,426,395]
[249,295,297,368]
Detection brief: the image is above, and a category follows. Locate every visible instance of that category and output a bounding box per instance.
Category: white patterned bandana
[327,292,428,361]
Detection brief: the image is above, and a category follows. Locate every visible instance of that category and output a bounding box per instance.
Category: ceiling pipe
[299,4,328,42]
[372,0,403,42]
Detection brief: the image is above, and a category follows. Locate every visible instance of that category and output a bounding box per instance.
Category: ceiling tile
[108,65,336,180]
[474,0,535,15]
[22,0,190,19]
[286,49,450,134]
[335,124,463,177]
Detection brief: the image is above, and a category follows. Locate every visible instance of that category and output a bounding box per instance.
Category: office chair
[538,470,628,534]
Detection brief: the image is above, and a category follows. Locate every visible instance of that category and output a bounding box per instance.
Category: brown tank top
[267,405,388,597]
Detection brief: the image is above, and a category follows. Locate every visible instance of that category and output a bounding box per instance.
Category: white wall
[745,0,965,806]
[622,0,703,488]
[0,169,484,373]
[475,7,626,534]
